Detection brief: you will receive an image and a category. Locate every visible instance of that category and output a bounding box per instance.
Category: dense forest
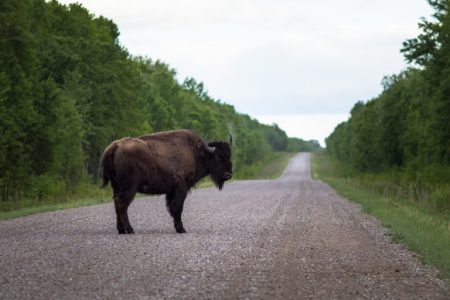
[0,0,320,202]
[326,0,449,208]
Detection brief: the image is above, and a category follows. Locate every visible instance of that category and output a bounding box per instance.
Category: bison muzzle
[101,129,233,234]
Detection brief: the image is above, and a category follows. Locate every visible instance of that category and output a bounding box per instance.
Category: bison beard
[213,177,225,190]
[101,130,232,234]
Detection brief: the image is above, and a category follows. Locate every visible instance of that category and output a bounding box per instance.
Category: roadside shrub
[27,175,66,201]
[429,188,450,213]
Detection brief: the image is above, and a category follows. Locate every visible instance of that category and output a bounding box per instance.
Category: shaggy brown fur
[101,129,232,234]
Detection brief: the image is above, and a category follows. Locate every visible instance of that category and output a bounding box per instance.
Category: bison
[101,129,233,234]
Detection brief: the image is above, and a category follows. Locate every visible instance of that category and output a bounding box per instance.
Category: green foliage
[0,0,304,204]
[326,1,450,213]
[251,152,295,179]
[265,124,288,151]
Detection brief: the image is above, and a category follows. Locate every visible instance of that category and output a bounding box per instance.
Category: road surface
[0,153,447,299]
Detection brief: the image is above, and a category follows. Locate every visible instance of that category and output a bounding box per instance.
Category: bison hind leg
[114,189,136,234]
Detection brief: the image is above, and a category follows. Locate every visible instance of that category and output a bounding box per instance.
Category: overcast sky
[59,0,432,145]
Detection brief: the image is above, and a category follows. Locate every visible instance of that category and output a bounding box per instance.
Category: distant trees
[287,138,321,153]
[0,0,317,201]
[265,124,288,151]
[326,0,450,184]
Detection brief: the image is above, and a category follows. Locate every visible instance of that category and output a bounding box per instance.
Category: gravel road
[0,153,448,299]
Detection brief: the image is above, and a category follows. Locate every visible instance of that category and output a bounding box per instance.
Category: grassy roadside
[312,153,450,280]
[0,185,112,220]
[0,196,111,220]
[0,152,295,220]
[242,152,295,180]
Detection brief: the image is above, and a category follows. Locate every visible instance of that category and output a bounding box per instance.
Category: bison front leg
[166,188,187,233]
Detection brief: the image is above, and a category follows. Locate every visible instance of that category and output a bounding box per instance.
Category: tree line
[0,0,320,201]
[326,0,449,186]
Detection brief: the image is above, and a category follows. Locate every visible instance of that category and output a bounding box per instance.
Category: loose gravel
[0,153,448,299]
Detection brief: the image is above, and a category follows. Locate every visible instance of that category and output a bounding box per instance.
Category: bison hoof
[176,227,187,234]
[118,227,135,234]
[174,221,186,233]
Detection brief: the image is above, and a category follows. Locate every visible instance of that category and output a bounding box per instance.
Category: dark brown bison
[101,129,233,234]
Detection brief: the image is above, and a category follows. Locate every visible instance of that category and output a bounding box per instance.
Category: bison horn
[229,134,233,146]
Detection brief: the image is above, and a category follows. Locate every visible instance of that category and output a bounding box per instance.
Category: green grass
[235,152,296,180]
[312,153,450,280]
[0,152,296,220]
[0,186,111,220]
[253,152,295,179]
[0,196,111,220]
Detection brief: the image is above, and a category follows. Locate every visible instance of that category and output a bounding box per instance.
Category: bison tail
[100,142,118,188]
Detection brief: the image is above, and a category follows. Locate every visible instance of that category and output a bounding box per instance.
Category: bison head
[206,139,232,190]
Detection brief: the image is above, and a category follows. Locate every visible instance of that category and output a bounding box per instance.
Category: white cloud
[57,0,432,140]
